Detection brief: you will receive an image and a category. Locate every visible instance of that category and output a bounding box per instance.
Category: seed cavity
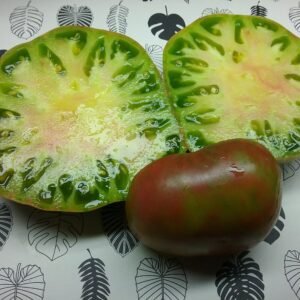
[264,120,273,137]
[21,157,53,192]
[232,51,244,63]
[55,30,88,55]
[111,39,139,60]
[39,184,56,203]
[285,133,300,151]
[234,19,245,44]
[250,120,263,136]
[1,48,31,75]
[168,38,195,56]
[285,74,300,82]
[0,129,14,139]
[250,119,277,139]
[112,63,143,87]
[127,98,166,112]
[0,147,16,157]
[0,83,24,98]
[168,70,196,89]
[132,71,159,94]
[176,85,219,108]
[0,164,14,188]
[187,131,209,150]
[165,134,181,154]
[294,118,300,127]
[105,158,129,194]
[271,36,290,51]
[58,174,74,200]
[75,181,100,203]
[0,108,20,120]
[252,18,278,32]
[291,53,300,65]
[115,163,129,192]
[84,36,106,76]
[190,31,225,56]
[95,160,110,193]
[185,109,220,125]
[200,17,223,36]
[138,118,170,139]
[170,57,208,73]
[39,44,66,75]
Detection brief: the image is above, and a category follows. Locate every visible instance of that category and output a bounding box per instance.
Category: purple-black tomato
[126,139,282,256]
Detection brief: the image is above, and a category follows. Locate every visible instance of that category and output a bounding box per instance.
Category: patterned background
[0,0,300,299]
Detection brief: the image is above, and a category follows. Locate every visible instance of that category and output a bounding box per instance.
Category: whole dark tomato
[126,139,282,256]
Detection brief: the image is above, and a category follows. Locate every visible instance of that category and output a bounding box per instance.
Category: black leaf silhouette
[107,1,129,34]
[57,5,93,27]
[184,0,190,3]
[27,210,84,261]
[284,250,300,299]
[0,50,6,57]
[136,256,188,300]
[148,6,186,41]
[0,202,13,250]
[251,1,268,17]
[264,207,285,245]
[0,263,45,299]
[79,249,110,300]
[101,202,139,257]
[9,0,44,40]
[145,44,163,72]
[202,7,232,16]
[281,159,300,181]
[289,3,300,32]
[216,251,265,300]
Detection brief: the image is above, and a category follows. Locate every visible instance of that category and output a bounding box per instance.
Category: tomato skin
[126,139,282,256]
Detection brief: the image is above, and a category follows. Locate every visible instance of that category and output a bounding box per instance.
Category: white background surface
[0,0,300,299]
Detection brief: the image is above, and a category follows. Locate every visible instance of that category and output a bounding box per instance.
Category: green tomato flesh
[0,14,298,213]
[0,27,180,212]
[164,14,300,161]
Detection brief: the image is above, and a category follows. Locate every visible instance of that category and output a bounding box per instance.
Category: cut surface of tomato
[164,14,300,161]
[0,27,180,211]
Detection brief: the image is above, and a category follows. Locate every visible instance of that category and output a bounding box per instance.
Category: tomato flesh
[164,15,300,161]
[0,27,180,212]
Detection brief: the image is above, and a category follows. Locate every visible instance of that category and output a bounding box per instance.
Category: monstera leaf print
[101,202,139,257]
[9,0,44,39]
[136,256,188,300]
[0,264,45,300]
[27,210,84,261]
[251,1,268,17]
[107,1,129,34]
[282,159,300,181]
[78,249,110,300]
[284,250,300,299]
[148,6,186,40]
[0,202,13,250]
[202,7,232,16]
[216,251,265,300]
[290,2,300,32]
[145,44,163,72]
[264,207,285,245]
[57,5,93,27]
